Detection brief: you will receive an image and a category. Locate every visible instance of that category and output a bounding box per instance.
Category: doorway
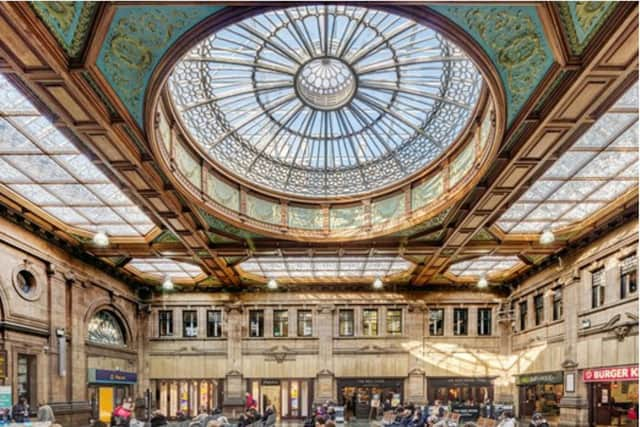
[262,385,281,421]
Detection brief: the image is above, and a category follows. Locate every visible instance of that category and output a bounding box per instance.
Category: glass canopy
[126,258,204,280]
[0,74,155,237]
[169,5,482,198]
[239,254,413,280]
[448,255,523,279]
[497,82,638,234]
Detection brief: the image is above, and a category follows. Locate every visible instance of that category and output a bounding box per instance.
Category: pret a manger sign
[583,365,639,382]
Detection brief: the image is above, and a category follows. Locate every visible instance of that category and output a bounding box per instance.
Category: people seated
[150,410,168,427]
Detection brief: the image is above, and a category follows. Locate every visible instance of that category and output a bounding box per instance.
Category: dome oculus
[168,5,483,198]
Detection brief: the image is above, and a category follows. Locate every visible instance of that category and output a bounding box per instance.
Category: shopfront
[154,379,223,418]
[584,365,638,427]
[516,372,563,418]
[337,378,403,420]
[427,377,494,421]
[88,369,136,423]
[247,378,313,420]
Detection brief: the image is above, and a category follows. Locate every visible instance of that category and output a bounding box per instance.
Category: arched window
[87,310,126,346]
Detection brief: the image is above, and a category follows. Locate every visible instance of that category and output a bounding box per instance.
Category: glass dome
[168,5,483,198]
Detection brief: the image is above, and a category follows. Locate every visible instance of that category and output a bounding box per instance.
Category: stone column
[315,304,335,403]
[406,303,427,404]
[223,302,244,417]
[558,270,589,427]
[46,265,68,403]
[496,301,514,404]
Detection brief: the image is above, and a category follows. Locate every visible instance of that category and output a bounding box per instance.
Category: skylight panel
[239,254,413,280]
[168,5,482,197]
[0,73,155,238]
[497,82,639,234]
[127,258,204,280]
[448,255,523,279]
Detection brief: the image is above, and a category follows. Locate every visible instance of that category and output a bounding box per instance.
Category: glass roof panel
[238,254,413,280]
[0,74,155,237]
[127,258,204,280]
[497,82,639,234]
[448,255,523,279]
[168,5,483,198]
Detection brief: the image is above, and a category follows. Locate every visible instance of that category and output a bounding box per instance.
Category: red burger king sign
[583,365,639,382]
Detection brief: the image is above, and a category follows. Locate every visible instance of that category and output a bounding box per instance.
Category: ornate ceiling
[0,2,636,291]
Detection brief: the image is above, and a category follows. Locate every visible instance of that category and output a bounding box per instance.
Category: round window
[12,266,41,301]
[16,270,35,295]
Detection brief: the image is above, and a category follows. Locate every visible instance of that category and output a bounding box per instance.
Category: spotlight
[477,276,488,289]
[539,227,555,245]
[92,231,109,247]
[373,277,383,289]
[267,278,278,290]
[162,276,174,291]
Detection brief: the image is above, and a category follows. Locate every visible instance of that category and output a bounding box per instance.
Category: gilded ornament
[575,2,606,32]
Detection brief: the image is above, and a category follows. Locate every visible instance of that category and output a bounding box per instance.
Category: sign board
[516,371,563,385]
[88,369,137,385]
[428,377,495,388]
[261,379,281,386]
[0,386,11,409]
[582,365,639,383]
[451,404,480,421]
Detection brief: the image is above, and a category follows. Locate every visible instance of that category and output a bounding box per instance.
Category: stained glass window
[87,310,126,346]
[0,74,155,237]
[497,82,638,234]
[168,5,482,197]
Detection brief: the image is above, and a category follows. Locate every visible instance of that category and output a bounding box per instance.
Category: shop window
[183,310,198,337]
[17,354,36,411]
[620,254,637,299]
[338,309,354,336]
[249,310,264,337]
[453,308,468,336]
[519,301,528,331]
[159,310,173,337]
[429,309,444,336]
[362,309,378,336]
[297,310,313,337]
[477,308,492,336]
[273,310,289,337]
[591,269,605,308]
[386,309,402,335]
[552,288,563,321]
[206,310,222,337]
[534,294,544,326]
[88,310,126,346]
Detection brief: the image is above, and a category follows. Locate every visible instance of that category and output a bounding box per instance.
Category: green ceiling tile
[31,2,99,59]
[96,5,224,126]
[558,2,616,54]
[431,5,554,125]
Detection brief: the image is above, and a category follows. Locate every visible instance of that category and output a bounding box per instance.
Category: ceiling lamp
[267,278,278,290]
[162,276,174,291]
[539,227,555,245]
[477,275,488,289]
[92,231,109,247]
[373,277,384,290]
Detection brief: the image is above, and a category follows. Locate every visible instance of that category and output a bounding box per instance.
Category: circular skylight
[168,5,483,198]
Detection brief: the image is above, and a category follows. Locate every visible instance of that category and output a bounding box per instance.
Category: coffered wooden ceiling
[0,2,636,291]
